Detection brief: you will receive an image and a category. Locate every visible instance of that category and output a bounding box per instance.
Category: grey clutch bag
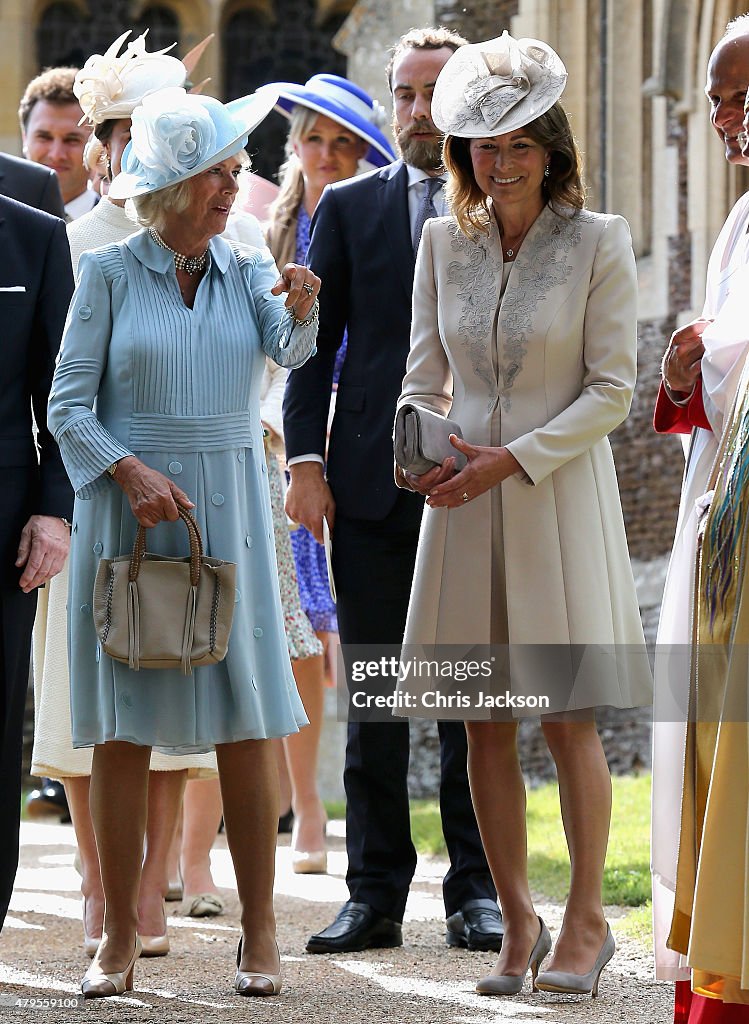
[393,403,467,476]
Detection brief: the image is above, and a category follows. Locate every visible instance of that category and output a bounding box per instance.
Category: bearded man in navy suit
[284,26,503,955]
[0,195,74,931]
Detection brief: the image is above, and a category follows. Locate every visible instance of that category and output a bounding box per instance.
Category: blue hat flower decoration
[109,86,278,199]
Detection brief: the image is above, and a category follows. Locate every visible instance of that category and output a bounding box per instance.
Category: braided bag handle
[128,505,204,586]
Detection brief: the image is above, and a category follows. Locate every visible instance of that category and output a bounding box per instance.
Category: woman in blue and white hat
[263,75,395,875]
[49,85,321,1000]
[265,74,395,266]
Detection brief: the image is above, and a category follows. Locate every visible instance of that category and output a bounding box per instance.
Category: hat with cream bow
[431,31,567,138]
[74,30,188,126]
[108,86,279,199]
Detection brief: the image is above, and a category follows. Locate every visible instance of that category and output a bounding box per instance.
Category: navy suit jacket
[0,153,65,219]
[0,195,74,585]
[284,161,423,525]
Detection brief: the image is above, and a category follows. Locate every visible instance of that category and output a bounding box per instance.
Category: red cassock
[675,982,749,1022]
[653,380,710,434]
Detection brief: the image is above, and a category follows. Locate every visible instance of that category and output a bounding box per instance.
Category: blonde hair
[444,102,586,238]
[267,105,320,231]
[83,134,106,174]
[130,149,251,229]
[131,180,193,228]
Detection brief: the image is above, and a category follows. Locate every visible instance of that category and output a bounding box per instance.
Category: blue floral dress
[289,206,344,633]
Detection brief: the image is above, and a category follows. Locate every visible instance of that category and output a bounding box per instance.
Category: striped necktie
[412,177,444,254]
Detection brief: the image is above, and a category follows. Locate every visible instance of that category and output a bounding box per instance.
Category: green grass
[325,773,651,908]
[617,902,653,944]
[527,773,651,907]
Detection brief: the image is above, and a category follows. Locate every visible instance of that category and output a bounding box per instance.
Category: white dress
[651,191,749,980]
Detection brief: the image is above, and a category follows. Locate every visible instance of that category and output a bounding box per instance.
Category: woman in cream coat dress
[396,33,651,999]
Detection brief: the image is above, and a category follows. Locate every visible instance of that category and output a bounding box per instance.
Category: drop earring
[544,165,550,177]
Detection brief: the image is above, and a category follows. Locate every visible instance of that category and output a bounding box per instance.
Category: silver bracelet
[289,297,319,328]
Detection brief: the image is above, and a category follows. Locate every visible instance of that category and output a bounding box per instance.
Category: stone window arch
[36,0,183,74]
[134,4,181,53]
[222,0,350,180]
[36,1,88,68]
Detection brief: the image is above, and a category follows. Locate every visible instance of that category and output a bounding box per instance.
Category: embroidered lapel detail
[447,221,502,405]
[497,207,589,410]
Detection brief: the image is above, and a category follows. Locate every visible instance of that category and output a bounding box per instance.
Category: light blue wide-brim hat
[256,73,395,168]
[109,85,279,200]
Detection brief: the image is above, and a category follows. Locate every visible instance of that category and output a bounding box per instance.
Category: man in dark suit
[0,152,65,218]
[0,195,74,932]
[284,27,502,954]
[18,66,93,221]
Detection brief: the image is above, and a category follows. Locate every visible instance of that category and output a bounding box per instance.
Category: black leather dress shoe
[306,901,403,953]
[277,807,294,834]
[25,780,71,823]
[445,898,503,951]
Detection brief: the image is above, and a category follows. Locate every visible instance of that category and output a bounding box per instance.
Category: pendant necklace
[149,228,208,275]
[503,236,525,260]
[502,226,529,261]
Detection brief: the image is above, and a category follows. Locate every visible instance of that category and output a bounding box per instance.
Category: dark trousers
[332,495,495,922]
[0,585,37,931]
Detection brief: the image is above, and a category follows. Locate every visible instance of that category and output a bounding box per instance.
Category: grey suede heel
[476,917,552,996]
[535,923,615,997]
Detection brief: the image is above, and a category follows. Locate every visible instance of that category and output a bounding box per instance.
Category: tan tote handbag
[93,506,237,674]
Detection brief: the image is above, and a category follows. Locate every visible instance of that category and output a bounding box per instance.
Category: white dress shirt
[64,188,98,222]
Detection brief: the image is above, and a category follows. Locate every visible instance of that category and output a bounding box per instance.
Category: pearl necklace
[149,228,208,275]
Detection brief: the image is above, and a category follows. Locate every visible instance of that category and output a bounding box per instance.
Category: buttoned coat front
[48,231,317,752]
[399,205,651,710]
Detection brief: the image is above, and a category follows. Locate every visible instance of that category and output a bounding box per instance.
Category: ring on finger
[302,282,314,296]
[462,492,470,503]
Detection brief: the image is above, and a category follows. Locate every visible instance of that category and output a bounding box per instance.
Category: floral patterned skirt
[266,449,323,661]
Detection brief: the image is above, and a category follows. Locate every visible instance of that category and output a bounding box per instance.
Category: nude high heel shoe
[81,937,142,999]
[290,812,328,875]
[476,917,552,996]
[535,923,615,997]
[234,937,282,997]
[140,932,169,957]
[140,901,169,957]
[82,898,100,958]
[291,849,328,874]
[165,867,183,902]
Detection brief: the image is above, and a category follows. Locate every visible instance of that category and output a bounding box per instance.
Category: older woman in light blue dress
[48,87,320,999]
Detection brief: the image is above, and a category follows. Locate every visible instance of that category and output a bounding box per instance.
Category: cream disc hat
[108,86,279,200]
[74,30,187,126]
[431,30,567,138]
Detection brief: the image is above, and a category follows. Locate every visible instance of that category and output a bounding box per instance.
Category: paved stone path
[0,820,673,1023]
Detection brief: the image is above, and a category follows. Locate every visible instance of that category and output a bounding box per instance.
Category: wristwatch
[106,460,120,477]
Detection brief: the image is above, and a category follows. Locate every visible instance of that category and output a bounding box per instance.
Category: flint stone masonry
[611,318,685,562]
[334,0,436,121]
[435,0,520,37]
